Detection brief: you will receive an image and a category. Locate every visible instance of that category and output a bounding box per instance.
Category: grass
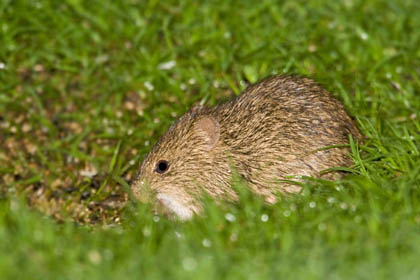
[1,0,420,279]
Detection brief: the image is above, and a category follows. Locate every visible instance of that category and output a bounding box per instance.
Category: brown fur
[131,76,361,220]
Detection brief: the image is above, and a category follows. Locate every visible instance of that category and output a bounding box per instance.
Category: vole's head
[131,108,222,220]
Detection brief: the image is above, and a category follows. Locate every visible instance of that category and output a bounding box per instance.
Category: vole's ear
[193,116,220,151]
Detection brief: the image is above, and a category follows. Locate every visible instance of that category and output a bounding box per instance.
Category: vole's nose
[132,179,146,190]
[131,178,144,194]
[131,178,154,203]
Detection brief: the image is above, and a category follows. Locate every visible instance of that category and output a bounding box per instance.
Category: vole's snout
[131,178,151,203]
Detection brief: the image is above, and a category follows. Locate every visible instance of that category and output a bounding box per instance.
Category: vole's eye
[154,160,169,174]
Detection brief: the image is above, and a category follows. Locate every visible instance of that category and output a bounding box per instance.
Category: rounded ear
[193,116,220,151]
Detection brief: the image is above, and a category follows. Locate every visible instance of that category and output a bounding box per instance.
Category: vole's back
[203,76,360,194]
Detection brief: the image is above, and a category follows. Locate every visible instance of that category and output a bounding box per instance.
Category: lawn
[1,0,420,279]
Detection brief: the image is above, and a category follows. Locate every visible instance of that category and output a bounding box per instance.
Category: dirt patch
[0,66,142,225]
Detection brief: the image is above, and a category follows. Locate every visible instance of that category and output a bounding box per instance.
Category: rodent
[131,76,361,220]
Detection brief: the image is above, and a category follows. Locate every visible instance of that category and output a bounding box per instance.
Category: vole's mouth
[155,193,194,221]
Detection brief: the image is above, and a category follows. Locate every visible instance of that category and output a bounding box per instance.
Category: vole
[131,76,361,220]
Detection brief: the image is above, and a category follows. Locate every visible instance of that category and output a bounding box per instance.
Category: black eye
[155,160,169,174]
